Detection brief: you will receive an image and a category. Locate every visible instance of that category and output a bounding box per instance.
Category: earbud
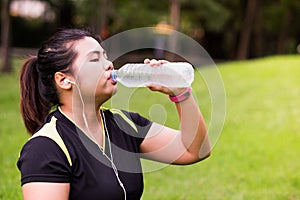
[64,79,74,84]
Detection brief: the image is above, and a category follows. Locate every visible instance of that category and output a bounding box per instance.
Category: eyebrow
[86,49,107,58]
[87,50,101,56]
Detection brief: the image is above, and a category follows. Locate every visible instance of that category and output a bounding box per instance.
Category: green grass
[0,61,28,200]
[1,55,300,199]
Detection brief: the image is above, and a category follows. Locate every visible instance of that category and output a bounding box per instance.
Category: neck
[60,98,104,147]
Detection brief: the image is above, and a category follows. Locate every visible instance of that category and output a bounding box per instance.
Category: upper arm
[140,123,200,164]
[17,137,71,187]
[22,182,70,200]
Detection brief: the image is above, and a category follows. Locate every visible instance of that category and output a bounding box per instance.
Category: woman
[17,28,210,200]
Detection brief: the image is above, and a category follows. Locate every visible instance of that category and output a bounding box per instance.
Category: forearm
[141,87,211,164]
[175,95,211,160]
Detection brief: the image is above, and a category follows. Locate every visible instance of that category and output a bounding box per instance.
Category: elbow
[198,150,211,162]
[197,137,211,162]
[185,138,212,164]
[187,150,211,164]
[176,149,211,165]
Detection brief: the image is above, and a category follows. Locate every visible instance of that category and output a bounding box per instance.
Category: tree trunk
[253,1,263,58]
[236,0,257,60]
[167,0,181,61]
[89,0,101,34]
[57,0,75,27]
[1,0,12,73]
[170,0,180,31]
[100,0,109,39]
[277,9,292,54]
[88,0,109,38]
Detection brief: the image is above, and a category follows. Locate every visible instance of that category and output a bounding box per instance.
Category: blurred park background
[0,0,300,199]
[1,0,300,71]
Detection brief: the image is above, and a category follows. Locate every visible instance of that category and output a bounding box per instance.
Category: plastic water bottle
[111,62,194,87]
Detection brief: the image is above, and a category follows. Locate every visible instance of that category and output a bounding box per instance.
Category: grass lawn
[0,55,299,199]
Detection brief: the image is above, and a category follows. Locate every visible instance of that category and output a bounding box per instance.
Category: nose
[104,60,114,71]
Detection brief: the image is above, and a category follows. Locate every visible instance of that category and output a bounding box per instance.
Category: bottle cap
[111,70,118,83]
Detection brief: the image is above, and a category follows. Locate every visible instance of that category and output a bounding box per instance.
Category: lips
[108,71,117,84]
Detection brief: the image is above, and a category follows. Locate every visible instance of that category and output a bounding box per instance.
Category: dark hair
[20,28,101,135]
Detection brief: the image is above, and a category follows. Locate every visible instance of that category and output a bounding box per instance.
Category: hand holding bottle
[143,58,188,96]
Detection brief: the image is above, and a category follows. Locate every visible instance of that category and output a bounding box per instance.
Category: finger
[147,84,162,91]
[150,59,159,66]
[159,60,169,64]
[147,83,159,91]
[144,58,151,64]
[147,84,173,95]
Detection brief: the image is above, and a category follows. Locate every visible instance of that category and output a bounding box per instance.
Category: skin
[22,36,210,200]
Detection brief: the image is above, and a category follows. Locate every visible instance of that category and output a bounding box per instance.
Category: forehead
[70,37,104,74]
[73,36,104,55]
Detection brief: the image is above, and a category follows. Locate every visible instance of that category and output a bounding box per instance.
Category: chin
[103,84,117,99]
[112,85,118,95]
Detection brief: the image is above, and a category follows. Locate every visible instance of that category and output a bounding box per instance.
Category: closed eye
[90,58,100,62]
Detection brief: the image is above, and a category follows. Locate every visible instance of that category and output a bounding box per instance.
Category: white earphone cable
[101,110,127,200]
[72,81,127,200]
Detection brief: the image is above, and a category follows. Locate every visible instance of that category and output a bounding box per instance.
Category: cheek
[76,62,105,92]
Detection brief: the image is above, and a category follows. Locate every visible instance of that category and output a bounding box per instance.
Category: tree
[236,0,258,60]
[1,0,12,73]
[44,0,76,27]
[276,7,292,54]
[275,0,300,54]
[70,0,113,38]
[6,0,300,61]
[178,0,231,58]
[89,0,111,38]
[170,0,181,31]
[167,0,181,61]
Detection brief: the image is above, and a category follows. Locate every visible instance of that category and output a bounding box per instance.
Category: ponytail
[20,56,51,135]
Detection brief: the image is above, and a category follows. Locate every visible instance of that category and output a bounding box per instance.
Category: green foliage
[168,0,231,34]
[194,0,230,32]
[0,56,300,199]
[112,1,167,31]
[74,0,168,32]
[262,3,286,32]
[7,0,300,58]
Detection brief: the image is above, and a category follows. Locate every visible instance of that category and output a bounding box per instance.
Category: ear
[54,72,72,90]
